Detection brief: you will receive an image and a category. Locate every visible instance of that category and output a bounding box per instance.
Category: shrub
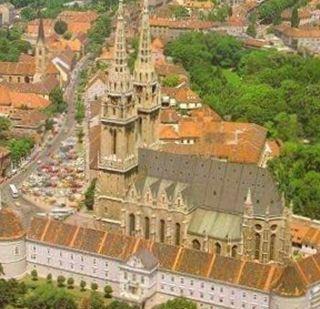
[46,273,52,283]
[57,275,66,287]
[31,269,38,281]
[104,285,113,298]
[67,277,74,289]
[91,282,98,291]
[80,280,86,291]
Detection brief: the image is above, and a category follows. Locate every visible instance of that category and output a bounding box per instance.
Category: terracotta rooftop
[160,108,180,124]
[291,217,320,248]
[27,217,320,297]
[0,85,50,110]
[156,62,188,78]
[174,87,201,103]
[0,208,25,240]
[0,62,35,76]
[10,109,48,128]
[149,16,215,30]
[151,38,164,51]
[275,24,320,38]
[26,18,55,38]
[58,10,98,24]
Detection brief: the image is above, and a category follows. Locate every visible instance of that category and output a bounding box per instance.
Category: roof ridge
[98,231,108,254]
[235,259,246,284]
[69,225,80,248]
[132,237,141,255]
[40,219,51,242]
[206,253,216,277]
[263,264,277,291]
[172,246,183,271]
[295,259,310,285]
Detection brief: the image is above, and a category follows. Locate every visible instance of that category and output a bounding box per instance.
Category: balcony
[99,154,138,172]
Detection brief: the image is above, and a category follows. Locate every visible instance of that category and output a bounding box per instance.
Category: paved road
[0,54,92,227]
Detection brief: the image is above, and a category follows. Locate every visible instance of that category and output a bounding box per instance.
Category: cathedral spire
[244,188,253,217]
[37,14,45,44]
[134,0,155,84]
[107,0,132,95]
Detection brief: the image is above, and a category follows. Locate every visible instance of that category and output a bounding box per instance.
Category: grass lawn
[21,275,113,306]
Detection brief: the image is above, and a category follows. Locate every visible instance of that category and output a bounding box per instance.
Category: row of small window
[32,247,109,267]
[123,272,145,284]
[161,275,267,301]
[160,285,263,308]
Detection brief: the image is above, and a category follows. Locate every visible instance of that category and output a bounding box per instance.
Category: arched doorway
[192,239,201,250]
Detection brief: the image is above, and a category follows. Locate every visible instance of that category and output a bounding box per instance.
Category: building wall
[26,239,277,308]
[0,237,26,279]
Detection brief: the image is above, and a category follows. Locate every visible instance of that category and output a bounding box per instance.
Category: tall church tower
[98,0,138,199]
[133,0,161,147]
[34,17,48,82]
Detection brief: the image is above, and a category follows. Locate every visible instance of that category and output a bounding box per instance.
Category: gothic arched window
[159,219,165,243]
[129,214,135,236]
[231,245,237,258]
[215,242,221,255]
[192,239,201,250]
[144,217,150,240]
[270,234,276,261]
[255,233,261,260]
[175,223,181,246]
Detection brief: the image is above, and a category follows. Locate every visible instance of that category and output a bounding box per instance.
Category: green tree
[107,300,134,309]
[158,297,197,309]
[89,292,105,309]
[46,273,52,283]
[67,277,74,289]
[57,275,66,287]
[20,7,37,21]
[49,87,67,114]
[91,283,98,291]
[8,137,34,164]
[104,285,113,298]
[31,269,38,281]
[162,74,180,87]
[171,6,189,19]
[291,6,300,27]
[0,116,11,136]
[0,279,27,308]
[84,178,97,210]
[246,21,257,38]
[63,31,72,40]
[80,280,86,291]
[54,19,68,35]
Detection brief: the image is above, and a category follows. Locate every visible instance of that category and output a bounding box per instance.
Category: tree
[91,282,98,291]
[291,6,300,27]
[46,273,52,283]
[67,277,74,289]
[45,118,54,131]
[31,269,38,281]
[158,297,197,309]
[8,137,34,164]
[162,74,180,87]
[0,116,11,136]
[104,285,113,298]
[84,178,97,210]
[0,264,4,276]
[49,87,67,114]
[171,6,189,19]
[246,21,257,38]
[0,279,27,308]
[107,300,134,309]
[57,275,66,287]
[80,280,86,291]
[63,31,72,40]
[89,292,105,309]
[54,19,68,35]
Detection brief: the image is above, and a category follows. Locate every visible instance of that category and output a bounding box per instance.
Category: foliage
[88,291,105,309]
[162,74,180,87]
[49,87,67,114]
[63,31,73,40]
[0,279,27,308]
[128,36,139,72]
[8,137,34,164]
[104,285,113,298]
[57,275,66,287]
[171,5,189,19]
[0,117,11,136]
[54,19,68,35]
[166,31,320,218]
[25,284,76,309]
[91,283,98,291]
[87,13,111,55]
[31,270,38,281]
[46,273,52,283]
[107,300,137,309]
[80,280,86,291]
[0,26,31,62]
[291,6,300,27]
[158,297,197,309]
[67,278,74,289]
[206,4,231,22]
[20,7,37,21]
[44,118,54,131]
[84,178,97,210]
[246,14,257,38]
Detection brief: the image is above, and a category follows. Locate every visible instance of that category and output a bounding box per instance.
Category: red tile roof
[150,16,215,30]
[0,209,25,240]
[27,217,320,297]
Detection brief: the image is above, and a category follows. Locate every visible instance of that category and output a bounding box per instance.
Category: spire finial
[37,14,45,43]
[245,187,252,205]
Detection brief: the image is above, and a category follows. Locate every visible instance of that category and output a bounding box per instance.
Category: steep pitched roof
[28,217,320,297]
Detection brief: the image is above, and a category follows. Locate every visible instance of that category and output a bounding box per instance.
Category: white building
[19,216,320,309]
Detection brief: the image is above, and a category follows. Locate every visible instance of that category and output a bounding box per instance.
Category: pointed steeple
[107,0,133,95]
[37,14,45,44]
[244,188,253,217]
[134,0,156,85]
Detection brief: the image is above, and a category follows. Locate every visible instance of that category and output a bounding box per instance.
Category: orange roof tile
[174,87,201,103]
[149,16,215,30]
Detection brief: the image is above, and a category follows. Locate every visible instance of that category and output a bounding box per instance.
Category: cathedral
[92,0,292,265]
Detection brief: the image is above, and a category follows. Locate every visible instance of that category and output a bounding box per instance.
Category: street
[0,54,92,227]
